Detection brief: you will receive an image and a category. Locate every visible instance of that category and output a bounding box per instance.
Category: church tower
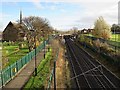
[20,10,22,24]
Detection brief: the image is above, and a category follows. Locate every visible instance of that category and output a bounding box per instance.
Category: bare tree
[21,16,53,51]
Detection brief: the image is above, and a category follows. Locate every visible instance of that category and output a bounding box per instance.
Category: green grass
[84,33,120,42]
[108,34,120,48]
[2,46,19,57]
[6,48,29,66]
[110,34,120,42]
[24,48,52,89]
[2,42,29,68]
[84,33,93,37]
[84,34,120,47]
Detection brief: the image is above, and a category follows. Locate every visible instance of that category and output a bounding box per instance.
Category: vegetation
[93,16,111,39]
[110,34,120,42]
[24,48,52,89]
[78,34,118,55]
[84,33,120,49]
[21,16,54,52]
[80,43,120,78]
[2,42,29,68]
[111,24,120,33]
[78,34,120,70]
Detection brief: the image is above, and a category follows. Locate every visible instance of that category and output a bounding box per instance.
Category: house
[88,29,94,33]
[81,29,88,34]
[2,11,27,42]
[80,28,94,34]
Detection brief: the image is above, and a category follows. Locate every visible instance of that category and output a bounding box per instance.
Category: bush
[79,34,85,43]
[93,39,102,48]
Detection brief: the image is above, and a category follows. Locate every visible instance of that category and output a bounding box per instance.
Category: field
[110,34,120,42]
[85,34,120,42]
[2,42,29,68]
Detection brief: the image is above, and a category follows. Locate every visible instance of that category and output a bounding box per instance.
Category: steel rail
[65,37,119,88]
[65,40,81,88]
[72,38,117,88]
[66,39,91,88]
[68,39,105,88]
[70,39,111,88]
[76,43,117,88]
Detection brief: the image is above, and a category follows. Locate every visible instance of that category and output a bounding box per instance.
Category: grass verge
[24,48,52,89]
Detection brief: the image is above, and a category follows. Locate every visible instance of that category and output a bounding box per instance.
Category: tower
[118,1,120,25]
[20,10,22,24]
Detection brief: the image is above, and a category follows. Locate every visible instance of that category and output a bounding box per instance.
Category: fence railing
[0,36,52,88]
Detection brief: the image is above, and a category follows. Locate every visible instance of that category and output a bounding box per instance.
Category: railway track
[64,35,120,89]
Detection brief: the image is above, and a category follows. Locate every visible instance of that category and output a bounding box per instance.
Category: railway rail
[64,35,120,89]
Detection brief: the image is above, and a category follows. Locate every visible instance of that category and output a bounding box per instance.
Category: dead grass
[47,38,70,89]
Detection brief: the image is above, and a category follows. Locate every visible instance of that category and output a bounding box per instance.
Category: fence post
[54,61,56,90]
[9,65,12,79]
[16,62,18,72]
[1,71,3,88]
[21,59,23,67]
[25,56,26,64]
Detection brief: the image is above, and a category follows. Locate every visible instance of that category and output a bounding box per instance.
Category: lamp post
[41,29,46,59]
[113,27,116,54]
[47,28,50,51]
[44,35,46,59]
[30,29,37,76]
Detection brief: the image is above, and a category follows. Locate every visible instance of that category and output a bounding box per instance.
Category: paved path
[3,47,49,89]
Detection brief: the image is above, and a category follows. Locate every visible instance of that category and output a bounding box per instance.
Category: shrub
[79,34,85,43]
[93,39,102,48]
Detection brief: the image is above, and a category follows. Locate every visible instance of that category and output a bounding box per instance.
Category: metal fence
[0,38,51,88]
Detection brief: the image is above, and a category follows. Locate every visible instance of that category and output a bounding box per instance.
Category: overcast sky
[0,0,119,31]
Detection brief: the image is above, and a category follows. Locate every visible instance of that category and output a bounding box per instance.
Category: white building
[118,1,120,25]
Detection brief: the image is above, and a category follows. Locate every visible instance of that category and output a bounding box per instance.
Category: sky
[0,0,120,31]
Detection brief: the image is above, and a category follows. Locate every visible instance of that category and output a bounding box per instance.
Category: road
[64,35,120,89]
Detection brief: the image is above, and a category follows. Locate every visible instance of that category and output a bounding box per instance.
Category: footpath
[3,45,49,89]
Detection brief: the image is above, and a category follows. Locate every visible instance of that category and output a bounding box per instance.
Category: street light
[113,27,116,54]
[41,29,46,59]
[30,29,37,76]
